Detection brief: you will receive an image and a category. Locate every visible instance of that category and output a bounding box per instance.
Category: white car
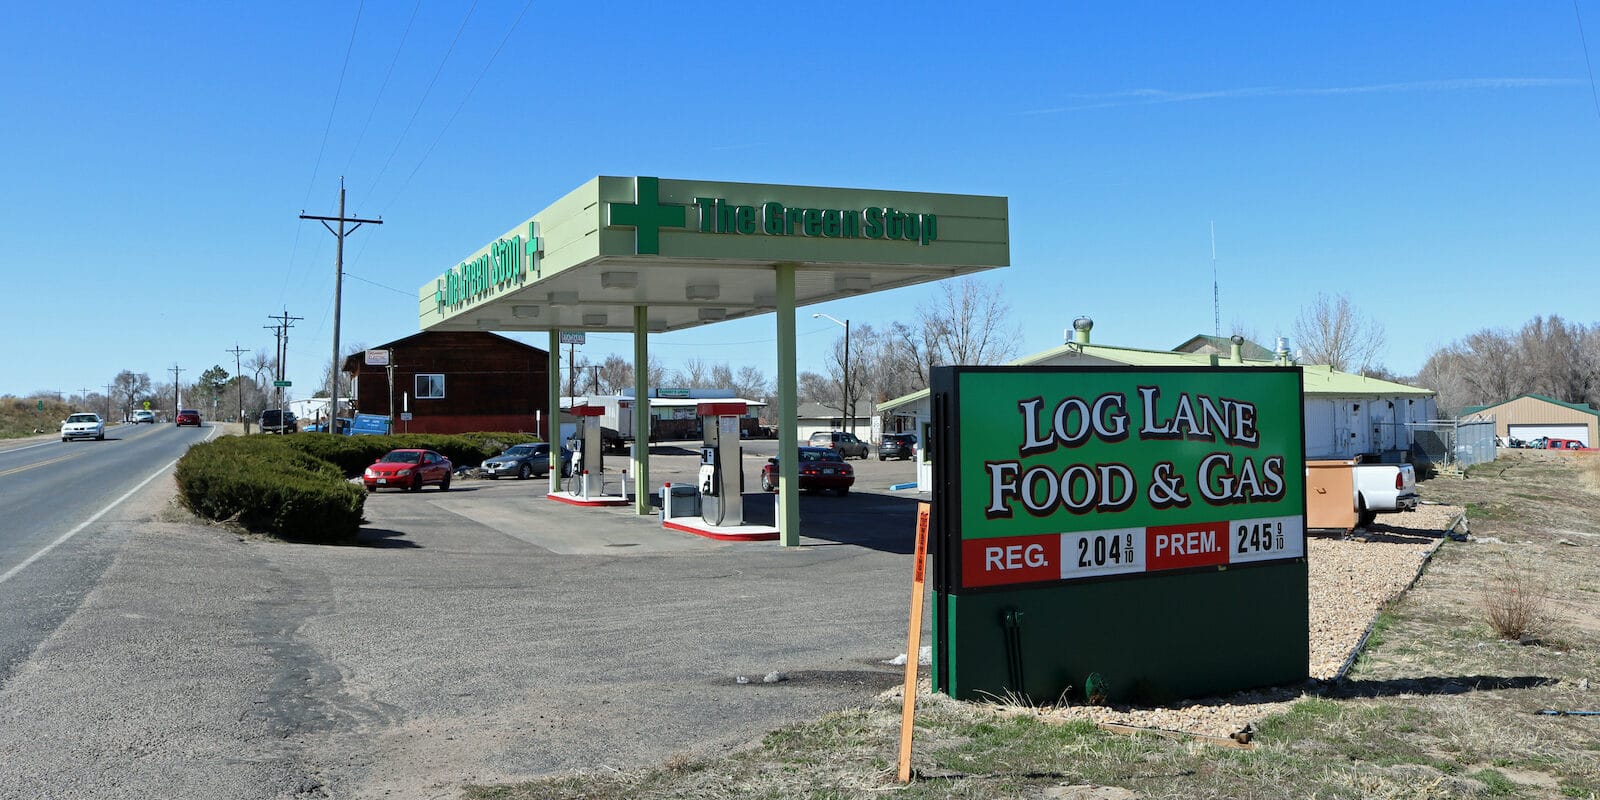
[131,410,156,424]
[62,412,106,442]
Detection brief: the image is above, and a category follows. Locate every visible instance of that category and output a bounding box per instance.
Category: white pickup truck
[1351,459,1419,527]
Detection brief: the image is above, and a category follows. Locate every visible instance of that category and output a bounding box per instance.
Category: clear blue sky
[4,2,1597,404]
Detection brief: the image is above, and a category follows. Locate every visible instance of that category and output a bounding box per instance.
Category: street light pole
[813,313,850,435]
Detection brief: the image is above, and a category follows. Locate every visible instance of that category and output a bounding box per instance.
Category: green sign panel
[274,380,291,388]
[930,366,1309,705]
[607,176,939,256]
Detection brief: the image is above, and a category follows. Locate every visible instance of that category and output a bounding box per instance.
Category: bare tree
[671,357,714,388]
[732,366,771,401]
[315,341,365,403]
[873,279,1021,392]
[595,355,633,394]
[1291,293,1387,373]
[112,370,152,420]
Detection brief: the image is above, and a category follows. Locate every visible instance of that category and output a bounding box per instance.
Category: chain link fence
[1392,417,1497,471]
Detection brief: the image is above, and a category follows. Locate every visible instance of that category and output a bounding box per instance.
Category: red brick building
[341,331,551,436]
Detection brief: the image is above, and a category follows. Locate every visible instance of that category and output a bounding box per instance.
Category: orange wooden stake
[897,502,932,783]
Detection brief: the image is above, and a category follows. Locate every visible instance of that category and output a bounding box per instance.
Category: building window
[415,374,445,399]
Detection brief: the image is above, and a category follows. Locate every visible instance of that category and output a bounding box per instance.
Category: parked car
[259,409,298,434]
[878,432,918,461]
[175,409,201,427]
[131,410,156,424]
[808,430,869,459]
[480,442,571,479]
[363,448,453,492]
[760,446,855,495]
[61,412,105,442]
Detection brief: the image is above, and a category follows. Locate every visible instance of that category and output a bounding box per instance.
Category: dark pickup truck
[259,409,298,434]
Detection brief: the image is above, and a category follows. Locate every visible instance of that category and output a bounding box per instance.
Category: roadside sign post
[897,503,932,783]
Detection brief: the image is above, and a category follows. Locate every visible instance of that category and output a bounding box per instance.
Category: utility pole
[170,364,185,417]
[226,344,247,422]
[590,365,600,395]
[568,342,578,400]
[104,382,115,421]
[301,177,382,422]
[265,309,302,411]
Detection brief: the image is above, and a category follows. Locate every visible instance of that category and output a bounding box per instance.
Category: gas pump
[696,402,746,526]
[569,405,604,495]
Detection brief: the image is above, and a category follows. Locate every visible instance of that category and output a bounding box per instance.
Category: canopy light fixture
[549,291,579,305]
[511,305,541,318]
[834,274,871,292]
[648,318,669,331]
[601,271,637,289]
[753,292,776,307]
[698,307,727,321]
[685,283,720,301]
[476,319,501,329]
[582,312,609,326]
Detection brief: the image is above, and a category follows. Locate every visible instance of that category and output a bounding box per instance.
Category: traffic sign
[399,412,413,421]
[273,380,292,388]
[36,400,43,411]
[143,400,151,409]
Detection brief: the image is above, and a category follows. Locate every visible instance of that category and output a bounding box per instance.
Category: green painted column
[775,263,800,546]
[633,306,651,515]
[548,329,563,494]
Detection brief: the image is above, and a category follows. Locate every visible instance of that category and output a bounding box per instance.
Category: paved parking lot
[315,438,932,792]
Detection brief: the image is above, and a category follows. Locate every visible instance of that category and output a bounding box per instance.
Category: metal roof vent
[1068,316,1094,345]
[1230,334,1245,364]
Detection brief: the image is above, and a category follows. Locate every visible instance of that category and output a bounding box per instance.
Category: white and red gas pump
[696,401,746,526]
[569,405,605,496]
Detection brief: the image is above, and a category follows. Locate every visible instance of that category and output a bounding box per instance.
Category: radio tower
[1210,221,1220,337]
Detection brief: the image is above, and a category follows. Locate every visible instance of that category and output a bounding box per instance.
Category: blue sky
[4,2,1597,403]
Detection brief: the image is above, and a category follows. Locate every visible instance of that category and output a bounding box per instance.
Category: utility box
[1306,459,1357,531]
[660,484,699,520]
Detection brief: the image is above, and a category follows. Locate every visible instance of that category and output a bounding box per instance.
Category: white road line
[0,424,218,587]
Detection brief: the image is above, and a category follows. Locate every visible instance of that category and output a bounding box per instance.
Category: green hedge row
[175,436,365,544]
[174,432,548,543]
[281,431,544,477]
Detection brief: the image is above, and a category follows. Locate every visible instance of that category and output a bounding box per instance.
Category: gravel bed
[1019,502,1466,739]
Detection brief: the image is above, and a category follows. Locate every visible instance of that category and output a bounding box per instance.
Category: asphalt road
[0,421,218,682]
[0,433,929,799]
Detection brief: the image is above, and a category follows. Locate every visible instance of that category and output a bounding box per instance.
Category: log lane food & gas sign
[928,365,1308,705]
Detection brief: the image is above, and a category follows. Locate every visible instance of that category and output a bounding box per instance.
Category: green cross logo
[607,176,685,255]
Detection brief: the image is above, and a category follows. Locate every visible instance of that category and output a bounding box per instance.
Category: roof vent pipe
[1230,334,1245,364]
[1070,316,1094,345]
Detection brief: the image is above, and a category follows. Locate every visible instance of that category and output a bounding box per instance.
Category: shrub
[175,436,365,544]
[1483,562,1554,643]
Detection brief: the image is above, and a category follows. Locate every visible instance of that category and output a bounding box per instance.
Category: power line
[362,1,480,203]
[342,0,423,178]
[1575,0,1600,123]
[283,2,366,307]
[301,0,367,211]
[380,0,537,210]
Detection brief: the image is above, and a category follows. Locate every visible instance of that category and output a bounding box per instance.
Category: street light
[813,312,851,435]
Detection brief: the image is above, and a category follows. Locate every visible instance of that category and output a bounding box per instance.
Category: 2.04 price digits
[1235,521,1285,554]
[1077,532,1136,569]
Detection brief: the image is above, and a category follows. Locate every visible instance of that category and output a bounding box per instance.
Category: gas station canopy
[418,176,1010,332]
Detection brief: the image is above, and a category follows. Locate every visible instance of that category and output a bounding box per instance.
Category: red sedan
[760,446,854,495]
[175,409,202,427]
[363,449,453,492]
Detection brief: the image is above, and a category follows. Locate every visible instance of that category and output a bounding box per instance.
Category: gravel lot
[1026,502,1466,738]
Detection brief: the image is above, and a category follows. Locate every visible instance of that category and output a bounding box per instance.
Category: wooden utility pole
[300,178,382,422]
[226,344,248,422]
[169,364,185,417]
[265,309,302,411]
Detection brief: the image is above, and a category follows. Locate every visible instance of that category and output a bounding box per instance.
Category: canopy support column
[633,306,651,515]
[548,329,563,494]
[776,263,800,547]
